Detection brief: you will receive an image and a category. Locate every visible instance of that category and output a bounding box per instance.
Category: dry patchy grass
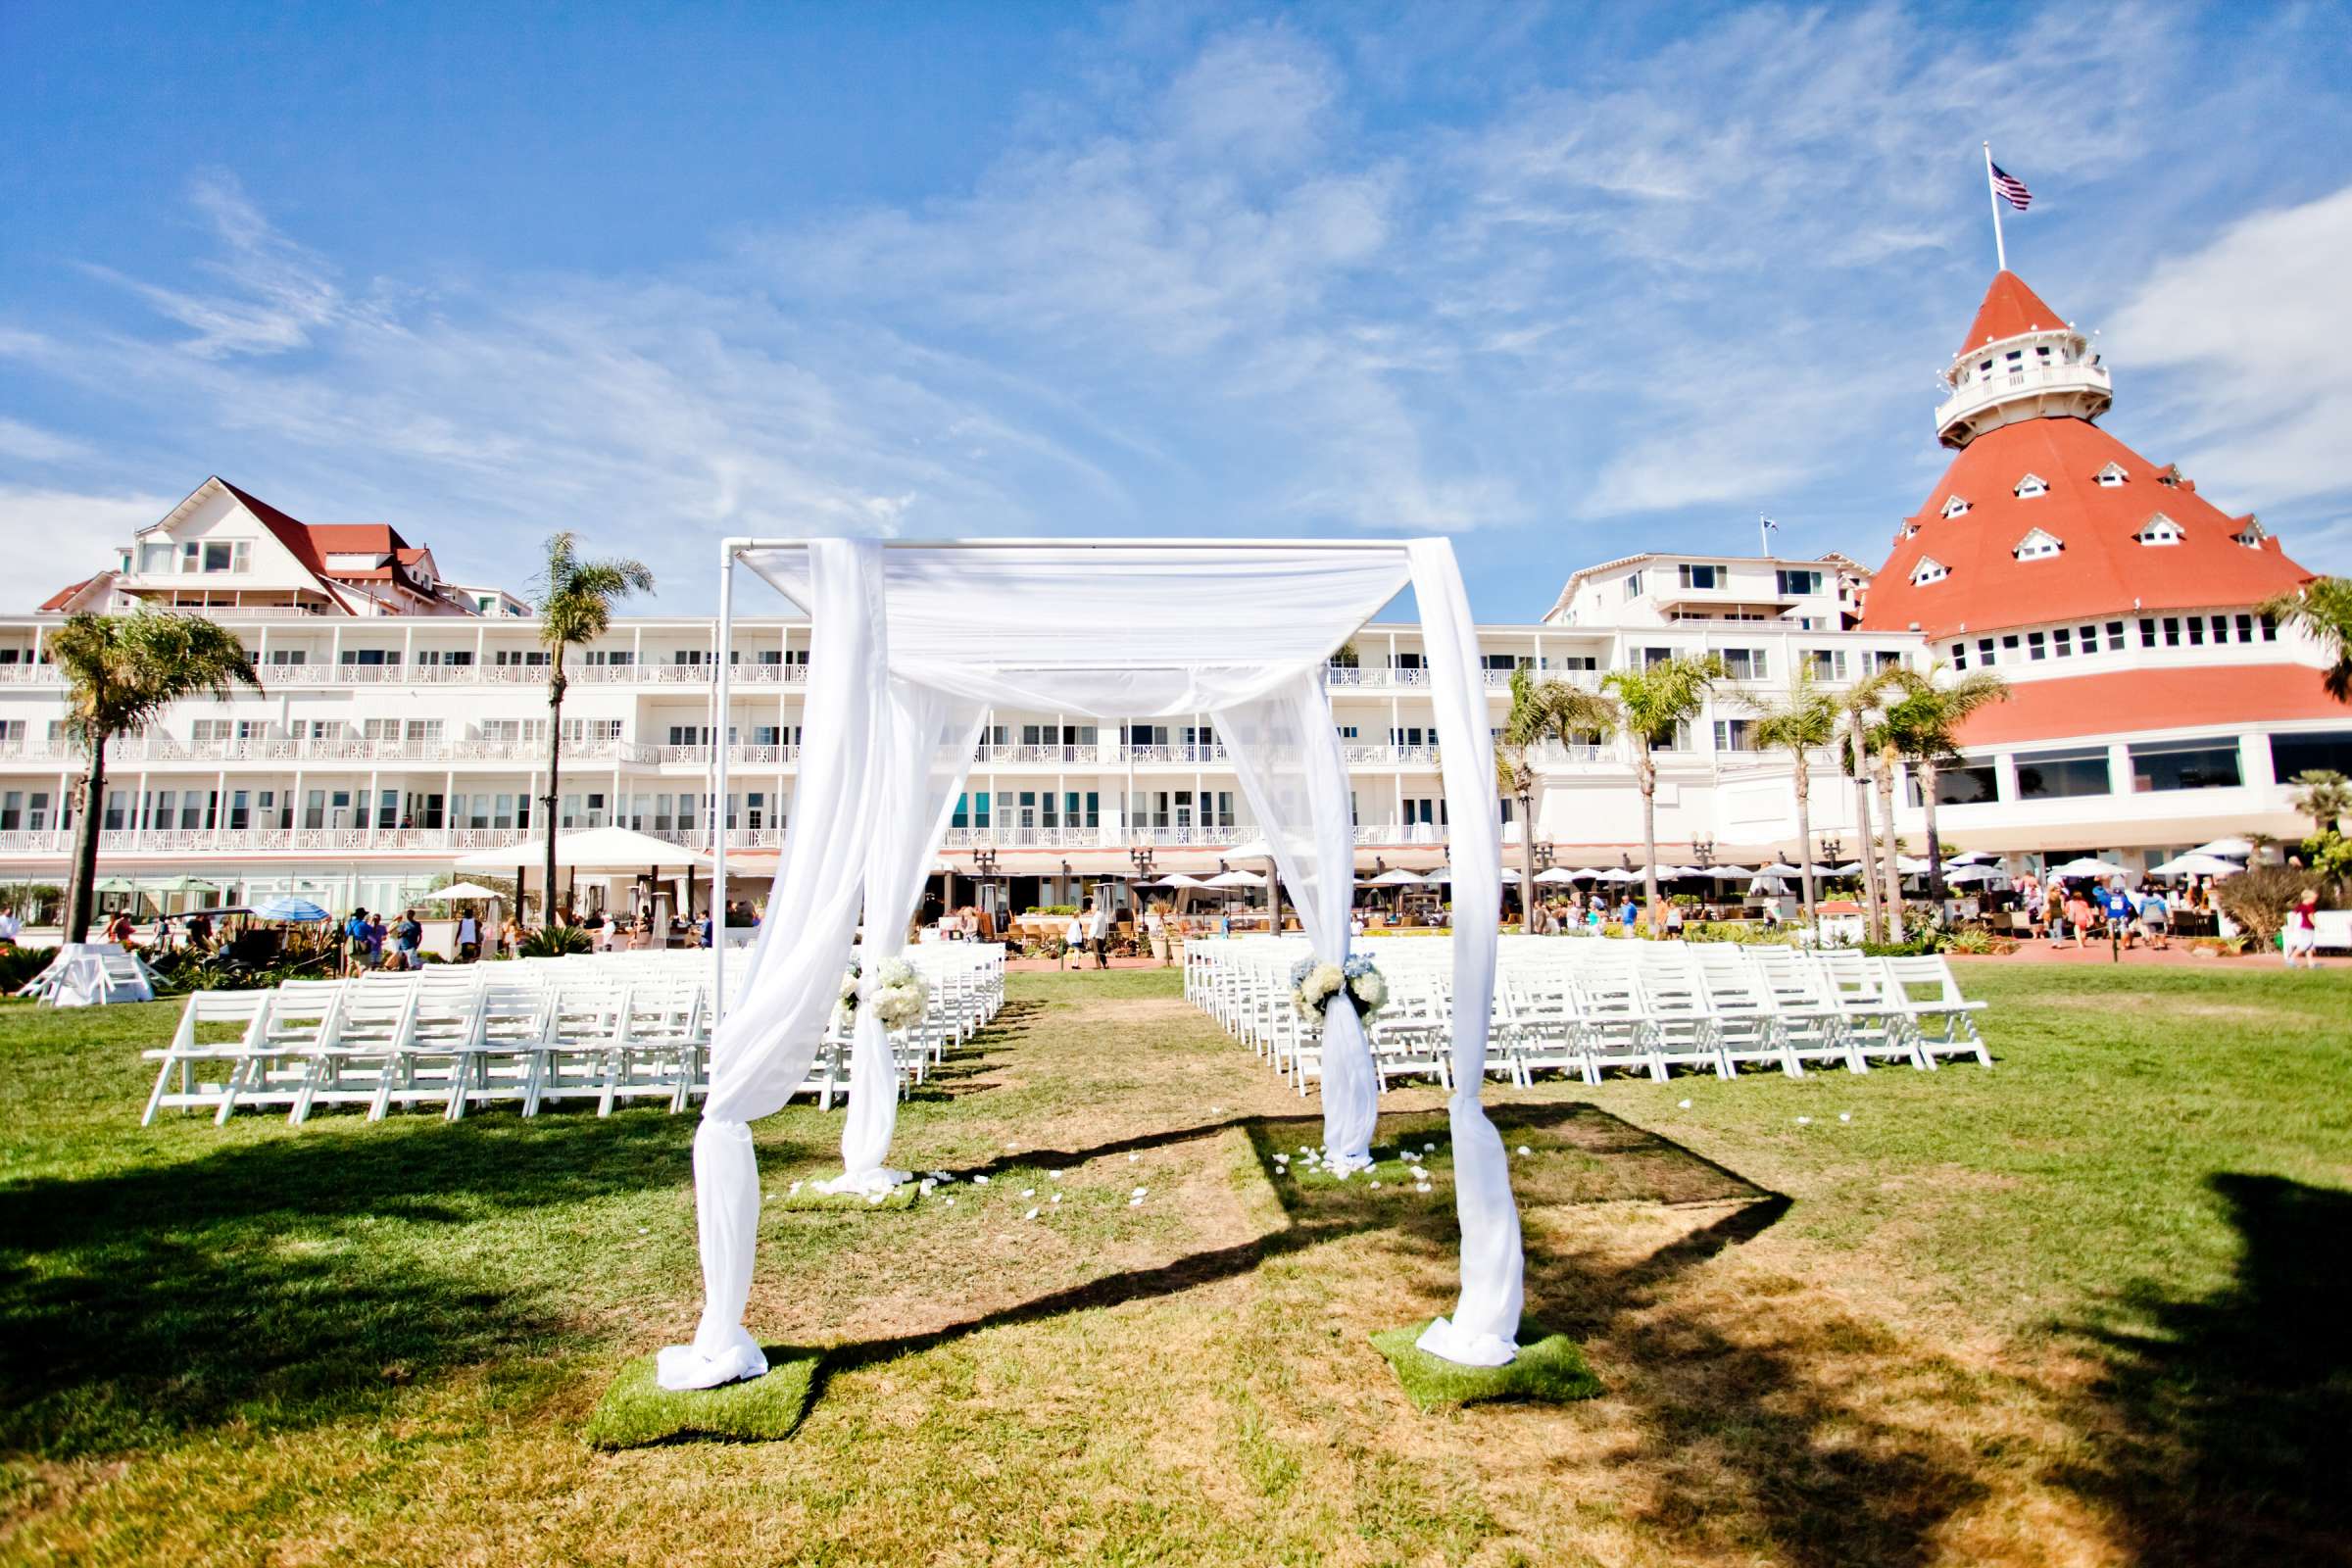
[3,964,2349,1566]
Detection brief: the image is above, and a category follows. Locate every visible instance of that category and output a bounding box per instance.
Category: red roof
[1957,664,2345,747]
[309,523,412,556]
[1858,416,2314,640]
[1957,270,2070,358]
[216,479,331,576]
[39,574,101,612]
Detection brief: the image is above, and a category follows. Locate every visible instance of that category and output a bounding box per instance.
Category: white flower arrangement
[834,956,930,1030]
[1290,954,1387,1020]
[869,957,930,1031]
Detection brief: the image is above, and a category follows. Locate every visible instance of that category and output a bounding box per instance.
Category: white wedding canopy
[658,538,1523,1393]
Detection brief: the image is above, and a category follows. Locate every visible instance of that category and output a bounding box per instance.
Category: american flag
[1989,162,2033,211]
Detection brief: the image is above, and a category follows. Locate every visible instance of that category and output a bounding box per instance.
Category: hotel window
[493,648,550,666]
[267,648,309,665]
[1940,496,1969,518]
[414,648,473,666]
[1678,564,1722,589]
[2186,616,2205,646]
[2232,522,2266,548]
[1950,641,1968,670]
[2052,627,2072,657]
[2013,529,2062,561]
[2211,614,2230,643]
[2139,618,2158,648]
[138,542,174,573]
[2261,613,2278,641]
[1712,719,1758,753]
[1776,568,1823,596]
[2001,634,2020,660]
[2028,631,2046,661]
[2164,617,2181,647]
[2106,620,2127,652]
[1808,649,1848,681]
[2081,623,2100,653]
[1721,648,1769,681]
[2095,463,2128,487]
[1908,760,1999,807]
[2016,747,2113,800]
[584,649,635,665]
[2270,731,2352,781]
[2130,740,2242,793]
[338,648,401,666]
[1623,571,1644,599]
[1910,557,1948,585]
[2135,514,2184,546]
[2014,474,2048,499]
[1641,646,1674,668]
[2235,613,2255,642]
[180,541,249,573]
[1978,637,1995,667]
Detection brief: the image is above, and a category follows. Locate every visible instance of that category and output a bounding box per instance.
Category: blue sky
[5,0,2350,618]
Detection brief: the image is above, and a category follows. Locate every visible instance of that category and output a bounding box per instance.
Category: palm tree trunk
[1875,755,1904,942]
[1792,758,1819,934]
[1639,757,1660,933]
[1921,758,1946,905]
[1848,718,1883,941]
[543,662,566,927]
[1519,789,1537,931]
[65,739,107,942]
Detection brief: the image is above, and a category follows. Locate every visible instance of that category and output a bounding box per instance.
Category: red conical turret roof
[1956,270,2069,358]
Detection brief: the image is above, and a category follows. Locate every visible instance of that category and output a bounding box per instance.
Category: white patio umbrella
[424,881,503,901]
[1708,864,1755,879]
[1147,872,1216,889]
[1360,868,1426,887]
[1832,859,1868,875]
[1594,867,1639,883]
[454,824,710,870]
[1946,851,1998,865]
[1223,837,1276,860]
[2187,837,2253,859]
[1754,861,1802,877]
[2048,856,2135,881]
[1942,864,2004,885]
[1533,866,1583,884]
[2148,852,2243,879]
[1203,868,1266,888]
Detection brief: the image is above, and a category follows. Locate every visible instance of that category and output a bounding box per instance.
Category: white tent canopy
[422,881,504,901]
[2048,856,2135,880]
[660,537,1521,1394]
[454,824,710,871]
[2148,852,2243,879]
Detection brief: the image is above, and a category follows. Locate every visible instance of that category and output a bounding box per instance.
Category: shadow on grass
[2056,1172,2352,1567]
[0,1109,767,1460]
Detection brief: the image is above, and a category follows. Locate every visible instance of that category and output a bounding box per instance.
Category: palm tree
[1602,654,1725,926]
[2289,768,2351,840]
[1738,664,1839,933]
[51,611,262,940]
[1501,664,1615,925]
[533,534,655,926]
[1880,664,2013,902]
[2263,577,2352,702]
[1838,669,1898,941]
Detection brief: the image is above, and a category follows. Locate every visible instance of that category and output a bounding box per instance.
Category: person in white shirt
[0,906,20,946]
[456,911,479,960]
[1086,895,1113,969]
[1062,909,1085,968]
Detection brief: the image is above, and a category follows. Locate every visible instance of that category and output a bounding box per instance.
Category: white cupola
[1934,271,2114,450]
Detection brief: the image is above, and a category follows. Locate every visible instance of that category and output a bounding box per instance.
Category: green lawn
[2,964,2347,1566]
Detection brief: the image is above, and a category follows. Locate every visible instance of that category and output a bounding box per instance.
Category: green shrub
[0,944,53,994]
[519,925,594,957]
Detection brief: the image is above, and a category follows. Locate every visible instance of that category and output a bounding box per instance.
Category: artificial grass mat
[1371,1319,1602,1412]
[585,1347,823,1448]
[777,1179,922,1211]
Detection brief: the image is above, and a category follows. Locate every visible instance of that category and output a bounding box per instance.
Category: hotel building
[0,269,2342,919]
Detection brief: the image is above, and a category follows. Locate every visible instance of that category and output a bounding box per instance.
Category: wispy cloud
[2,1,2345,606]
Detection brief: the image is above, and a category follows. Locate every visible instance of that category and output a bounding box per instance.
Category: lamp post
[1535,842,1555,870]
[1128,843,1155,962]
[970,846,1000,938]
[1691,837,1714,868]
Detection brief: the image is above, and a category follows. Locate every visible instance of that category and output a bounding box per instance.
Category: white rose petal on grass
[1023,1206,1040,1221]
[1046,1169,1062,1180]
[1678,1100,1692,1109]
[866,1193,886,1205]
[1021,1189,1035,1198]
[1131,1187,1148,1199]
[1052,1194,1063,1203]
[1129,1153,1140,1163]
[1129,1197,1144,1207]
[1369,1182,1381,1190]
[1796,1116,1812,1126]
[1516,1146,1533,1157]
[973,1175,990,1186]
[944,1198,956,1206]
[1839,1112,1853,1123]
[789,1180,804,1196]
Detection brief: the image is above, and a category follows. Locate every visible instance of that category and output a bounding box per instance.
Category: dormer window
[2136,514,2184,547]
[2015,473,2048,499]
[2232,518,2268,549]
[2014,528,2063,561]
[1941,495,1970,518]
[1910,556,1949,586]
[2095,463,2129,488]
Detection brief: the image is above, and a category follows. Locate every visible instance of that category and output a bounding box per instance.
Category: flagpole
[1758,512,1770,558]
[1984,141,2007,272]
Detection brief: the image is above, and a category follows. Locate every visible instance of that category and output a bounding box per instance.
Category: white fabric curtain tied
[1405,537,1524,1367]
[1214,667,1376,1171]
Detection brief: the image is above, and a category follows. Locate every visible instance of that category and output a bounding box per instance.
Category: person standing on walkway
[1088,892,1113,969]
[2284,889,2323,969]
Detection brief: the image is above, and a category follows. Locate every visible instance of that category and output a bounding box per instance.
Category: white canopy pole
[713,541,734,1016]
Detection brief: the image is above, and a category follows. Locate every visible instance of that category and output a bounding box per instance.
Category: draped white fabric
[1214,673,1377,1171]
[659,538,1524,1390]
